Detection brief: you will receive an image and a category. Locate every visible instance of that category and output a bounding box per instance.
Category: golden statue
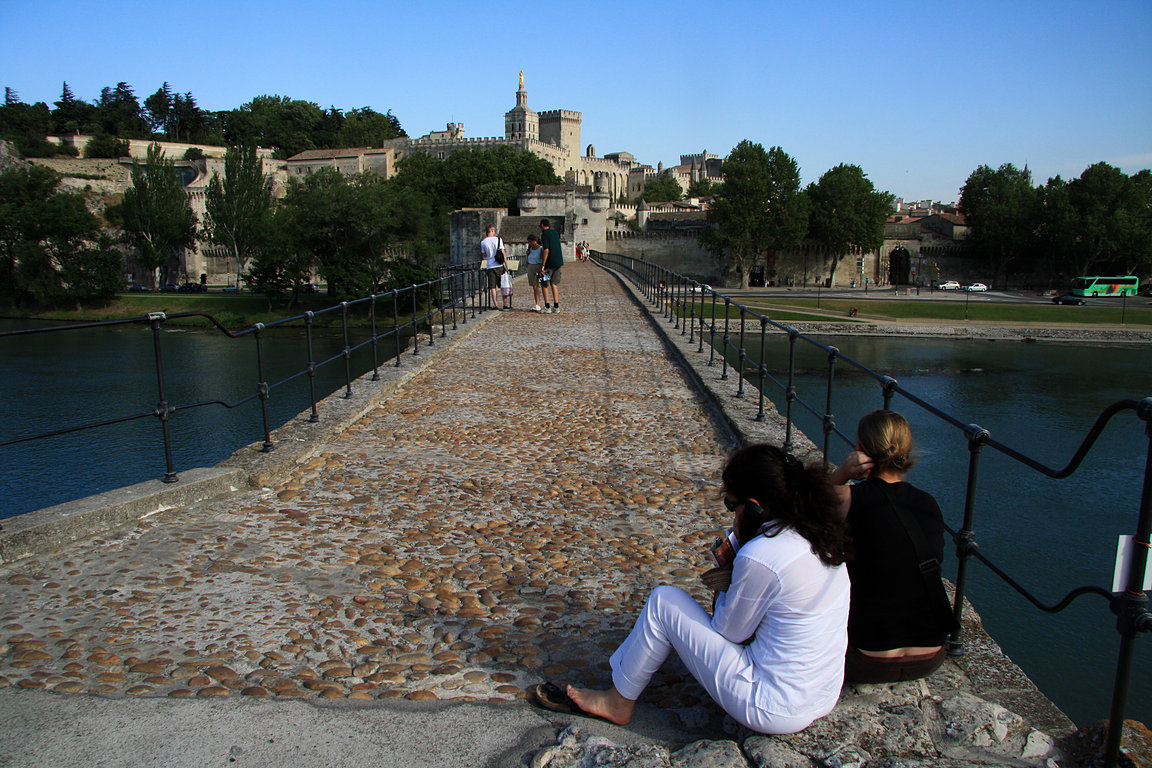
[519,71,524,89]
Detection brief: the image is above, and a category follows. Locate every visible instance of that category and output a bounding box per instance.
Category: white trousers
[609,585,814,734]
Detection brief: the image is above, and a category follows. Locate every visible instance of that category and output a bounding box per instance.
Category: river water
[1,320,1149,727]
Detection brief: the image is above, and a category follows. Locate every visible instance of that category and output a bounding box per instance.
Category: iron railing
[593,250,1151,767]
[1,267,493,487]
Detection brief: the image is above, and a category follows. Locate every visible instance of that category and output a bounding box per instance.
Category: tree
[959,163,1039,286]
[806,164,894,285]
[0,165,122,307]
[52,81,93,134]
[686,178,717,198]
[144,82,173,137]
[641,170,683,203]
[702,141,809,285]
[203,145,274,291]
[112,143,196,286]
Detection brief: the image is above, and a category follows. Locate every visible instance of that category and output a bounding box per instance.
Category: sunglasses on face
[723,497,741,512]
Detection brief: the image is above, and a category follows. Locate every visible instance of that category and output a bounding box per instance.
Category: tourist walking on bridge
[525,234,545,312]
[831,410,959,684]
[480,225,506,310]
[538,218,563,314]
[533,444,851,735]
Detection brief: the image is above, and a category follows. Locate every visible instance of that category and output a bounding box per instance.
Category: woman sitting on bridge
[831,410,959,684]
[532,444,851,734]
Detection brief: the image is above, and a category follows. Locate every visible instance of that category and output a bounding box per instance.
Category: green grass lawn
[5,292,432,330]
[685,296,1152,327]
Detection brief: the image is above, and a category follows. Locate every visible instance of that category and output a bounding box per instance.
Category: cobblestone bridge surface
[1,267,738,696]
[0,263,1082,767]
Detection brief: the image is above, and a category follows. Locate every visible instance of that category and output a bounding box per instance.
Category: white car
[937,281,961,290]
[964,283,988,292]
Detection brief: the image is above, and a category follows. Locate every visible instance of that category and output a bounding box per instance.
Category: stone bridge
[0,264,1085,767]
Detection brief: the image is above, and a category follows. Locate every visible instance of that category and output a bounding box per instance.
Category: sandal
[529,682,610,723]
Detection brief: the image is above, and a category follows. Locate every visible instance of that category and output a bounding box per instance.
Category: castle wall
[604,233,720,285]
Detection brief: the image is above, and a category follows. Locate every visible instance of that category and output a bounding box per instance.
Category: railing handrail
[1,265,497,480]
[592,250,1150,767]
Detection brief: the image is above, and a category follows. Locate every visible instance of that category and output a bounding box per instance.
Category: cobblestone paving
[0,264,741,709]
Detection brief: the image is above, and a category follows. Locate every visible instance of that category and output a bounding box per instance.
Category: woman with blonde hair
[832,410,958,683]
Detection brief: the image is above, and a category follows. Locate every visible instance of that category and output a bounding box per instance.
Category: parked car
[937,280,961,290]
[1139,285,1152,297]
[963,282,989,292]
[221,285,239,293]
[127,284,150,293]
[159,283,179,293]
[300,283,320,294]
[1052,294,1086,305]
[690,284,712,293]
[177,282,207,293]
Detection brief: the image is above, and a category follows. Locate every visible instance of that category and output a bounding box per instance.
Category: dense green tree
[0,91,55,157]
[686,178,717,198]
[224,95,326,158]
[112,143,197,286]
[0,165,123,306]
[1065,162,1152,277]
[702,141,809,285]
[959,163,1040,286]
[203,145,274,291]
[337,107,406,146]
[83,133,130,158]
[52,81,93,134]
[640,170,683,203]
[806,164,893,284]
[93,82,148,138]
[144,82,174,137]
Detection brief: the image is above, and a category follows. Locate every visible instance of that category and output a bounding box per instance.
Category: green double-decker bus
[1071,276,1139,297]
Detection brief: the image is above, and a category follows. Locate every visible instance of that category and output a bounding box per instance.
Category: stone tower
[538,109,581,151]
[505,71,539,142]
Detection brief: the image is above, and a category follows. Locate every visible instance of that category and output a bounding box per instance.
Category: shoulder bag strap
[877,483,960,631]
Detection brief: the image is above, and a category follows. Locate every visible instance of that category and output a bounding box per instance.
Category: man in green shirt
[538,218,564,314]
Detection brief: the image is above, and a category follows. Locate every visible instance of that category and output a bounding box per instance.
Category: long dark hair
[721,444,850,566]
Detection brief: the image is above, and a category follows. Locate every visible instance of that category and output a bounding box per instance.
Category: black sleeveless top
[846,478,952,651]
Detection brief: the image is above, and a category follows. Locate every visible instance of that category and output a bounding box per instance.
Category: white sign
[1112,535,1152,592]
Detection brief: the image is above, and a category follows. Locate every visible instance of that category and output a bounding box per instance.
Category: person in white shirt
[532,444,851,734]
[479,226,506,310]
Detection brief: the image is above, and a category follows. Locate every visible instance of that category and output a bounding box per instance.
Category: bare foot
[566,685,635,725]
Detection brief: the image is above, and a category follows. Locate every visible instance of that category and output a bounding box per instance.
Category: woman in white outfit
[534,444,851,734]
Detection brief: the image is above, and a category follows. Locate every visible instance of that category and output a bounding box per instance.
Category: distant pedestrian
[538,219,563,314]
[480,225,506,310]
[525,234,545,312]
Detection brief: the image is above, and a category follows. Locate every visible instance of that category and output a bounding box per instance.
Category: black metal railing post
[735,308,747,399]
[147,313,179,483]
[1103,398,1152,767]
[253,323,275,453]
[783,329,799,453]
[304,312,319,422]
[949,423,990,655]
[756,317,768,422]
[368,296,381,382]
[821,346,839,460]
[392,289,402,367]
[411,287,420,357]
[720,298,731,380]
[340,302,353,398]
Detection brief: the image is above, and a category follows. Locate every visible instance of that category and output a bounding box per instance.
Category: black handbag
[494,238,505,265]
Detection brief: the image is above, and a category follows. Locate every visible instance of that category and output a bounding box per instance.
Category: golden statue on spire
[519,70,524,90]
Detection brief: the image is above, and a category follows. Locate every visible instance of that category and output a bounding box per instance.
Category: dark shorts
[486,267,504,289]
[844,646,946,684]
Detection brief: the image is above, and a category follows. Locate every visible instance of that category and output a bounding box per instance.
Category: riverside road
[0,262,1078,768]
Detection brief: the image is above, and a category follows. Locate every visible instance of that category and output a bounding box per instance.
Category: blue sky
[2,0,1148,204]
